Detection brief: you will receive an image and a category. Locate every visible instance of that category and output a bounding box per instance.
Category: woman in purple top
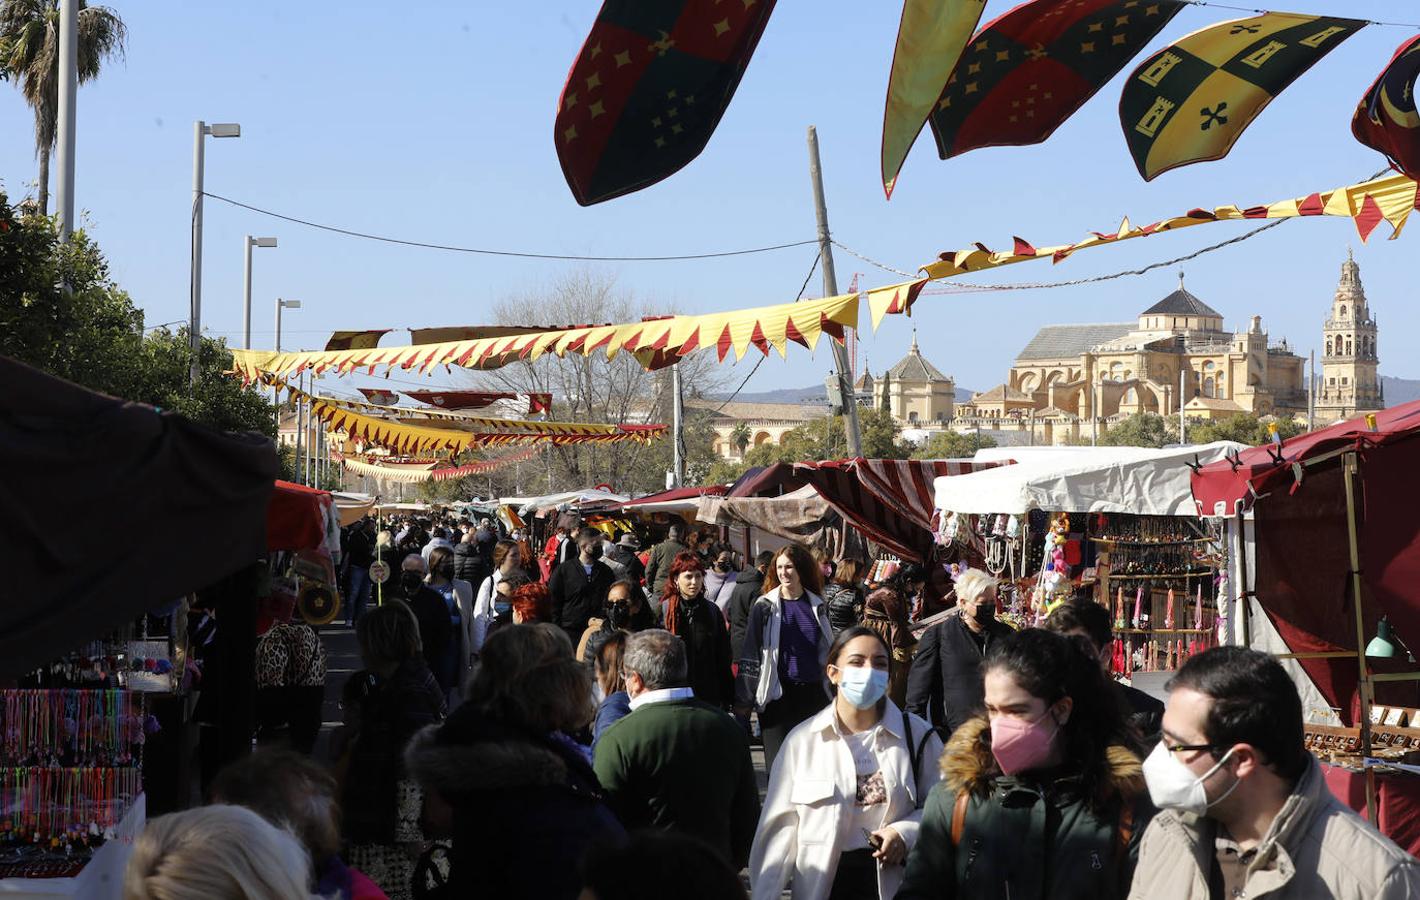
[735,544,834,772]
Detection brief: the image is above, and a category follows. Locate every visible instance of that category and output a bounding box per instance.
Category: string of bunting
[225,171,1417,391]
[280,381,667,455]
[311,389,641,435]
[228,291,862,382]
[336,446,548,484]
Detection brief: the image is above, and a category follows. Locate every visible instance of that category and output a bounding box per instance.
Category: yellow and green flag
[1120,12,1365,181]
[882,0,987,197]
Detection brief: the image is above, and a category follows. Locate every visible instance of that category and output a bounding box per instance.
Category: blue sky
[1,0,1415,397]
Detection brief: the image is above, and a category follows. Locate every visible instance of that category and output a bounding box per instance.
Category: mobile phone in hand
[863,828,883,850]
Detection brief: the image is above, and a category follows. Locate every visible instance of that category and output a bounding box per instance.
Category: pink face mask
[989,707,1060,776]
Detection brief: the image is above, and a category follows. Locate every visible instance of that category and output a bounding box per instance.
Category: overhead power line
[201,192,819,262]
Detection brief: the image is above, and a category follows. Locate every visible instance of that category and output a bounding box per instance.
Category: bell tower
[1317,249,1382,419]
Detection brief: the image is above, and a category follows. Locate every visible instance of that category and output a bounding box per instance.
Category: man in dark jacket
[344,519,376,626]
[644,521,687,596]
[727,550,773,662]
[604,532,647,588]
[548,527,616,641]
[1044,598,1164,752]
[906,568,1012,738]
[593,629,760,869]
[453,531,489,587]
[393,554,454,683]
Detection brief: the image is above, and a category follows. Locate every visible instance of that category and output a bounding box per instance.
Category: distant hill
[1383,376,1420,406]
[711,384,977,404]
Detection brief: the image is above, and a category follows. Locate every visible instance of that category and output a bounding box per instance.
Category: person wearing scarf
[661,552,734,710]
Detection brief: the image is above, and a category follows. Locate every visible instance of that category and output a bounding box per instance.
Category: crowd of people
[123,512,1420,900]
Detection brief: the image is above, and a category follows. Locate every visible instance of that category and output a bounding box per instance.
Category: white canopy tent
[934,442,1248,516]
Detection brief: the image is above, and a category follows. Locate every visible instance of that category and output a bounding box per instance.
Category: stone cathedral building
[1315,250,1383,420]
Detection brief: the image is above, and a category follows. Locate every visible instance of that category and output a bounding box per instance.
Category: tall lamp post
[275,297,301,453]
[242,236,278,349]
[190,120,241,390]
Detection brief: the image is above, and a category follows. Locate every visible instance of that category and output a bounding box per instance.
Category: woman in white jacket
[750,626,942,900]
[470,539,523,657]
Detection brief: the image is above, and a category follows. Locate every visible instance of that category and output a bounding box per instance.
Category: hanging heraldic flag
[1120,13,1365,181]
[554,0,777,206]
[1353,35,1420,182]
[881,0,987,197]
[928,0,1183,161]
[324,330,391,352]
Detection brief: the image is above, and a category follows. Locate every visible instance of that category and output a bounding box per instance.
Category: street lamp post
[243,236,278,349]
[275,297,301,450]
[190,120,241,391]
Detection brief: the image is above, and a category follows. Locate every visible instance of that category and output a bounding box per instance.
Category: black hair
[754,550,775,569]
[580,831,747,900]
[1044,599,1113,651]
[983,628,1135,813]
[1166,646,1307,781]
[825,625,891,695]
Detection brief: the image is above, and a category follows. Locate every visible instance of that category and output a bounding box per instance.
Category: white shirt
[628,686,696,711]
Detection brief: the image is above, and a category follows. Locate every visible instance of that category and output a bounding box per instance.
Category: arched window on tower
[1346,338,1353,356]
[1340,305,1347,319]
[1204,376,1215,398]
[1325,337,1333,356]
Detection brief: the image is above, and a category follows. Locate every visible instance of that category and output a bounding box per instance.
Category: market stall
[932,442,1245,678]
[1191,401,1420,840]
[0,356,279,893]
[698,485,866,561]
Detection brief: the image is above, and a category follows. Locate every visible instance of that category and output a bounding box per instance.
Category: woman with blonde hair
[124,804,316,900]
[736,543,834,772]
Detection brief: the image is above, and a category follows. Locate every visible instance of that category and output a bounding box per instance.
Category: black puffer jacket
[821,582,865,635]
[405,707,626,900]
[726,568,766,661]
[341,660,446,844]
[453,542,489,587]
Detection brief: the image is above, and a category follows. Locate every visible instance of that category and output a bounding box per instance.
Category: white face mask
[1142,742,1240,815]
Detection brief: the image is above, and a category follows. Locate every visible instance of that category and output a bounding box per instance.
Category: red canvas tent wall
[268,480,331,551]
[1191,400,1420,722]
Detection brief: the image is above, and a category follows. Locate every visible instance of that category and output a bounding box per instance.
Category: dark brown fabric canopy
[0,355,277,676]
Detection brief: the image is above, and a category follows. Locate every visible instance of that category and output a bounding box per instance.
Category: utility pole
[807,126,863,458]
[55,0,78,241]
[671,363,685,487]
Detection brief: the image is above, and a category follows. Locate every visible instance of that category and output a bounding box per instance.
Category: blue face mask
[836,665,890,710]
[494,601,512,619]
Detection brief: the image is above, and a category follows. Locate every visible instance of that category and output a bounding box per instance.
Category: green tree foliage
[1098,412,1177,448]
[1187,412,1305,446]
[0,0,127,213]
[0,190,275,438]
[699,404,910,485]
[910,429,998,460]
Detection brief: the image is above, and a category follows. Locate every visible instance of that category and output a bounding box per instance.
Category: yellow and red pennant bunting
[309,389,645,436]
[229,291,861,384]
[284,383,669,455]
[922,171,1420,280]
[338,446,547,484]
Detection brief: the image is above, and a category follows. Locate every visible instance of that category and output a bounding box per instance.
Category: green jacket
[898,716,1154,900]
[593,695,761,867]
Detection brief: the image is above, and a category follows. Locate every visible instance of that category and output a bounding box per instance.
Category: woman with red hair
[661,551,734,709]
[510,582,553,625]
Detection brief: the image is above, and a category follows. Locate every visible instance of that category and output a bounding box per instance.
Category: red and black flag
[554,0,777,206]
[357,388,400,406]
[929,0,1183,161]
[1354,34,1420,182]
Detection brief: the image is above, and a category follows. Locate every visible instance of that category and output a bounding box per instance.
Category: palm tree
[730,421,751,457]
[0,1,126,214]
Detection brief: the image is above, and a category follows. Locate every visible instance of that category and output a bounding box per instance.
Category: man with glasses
[1130,646,1419,899]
